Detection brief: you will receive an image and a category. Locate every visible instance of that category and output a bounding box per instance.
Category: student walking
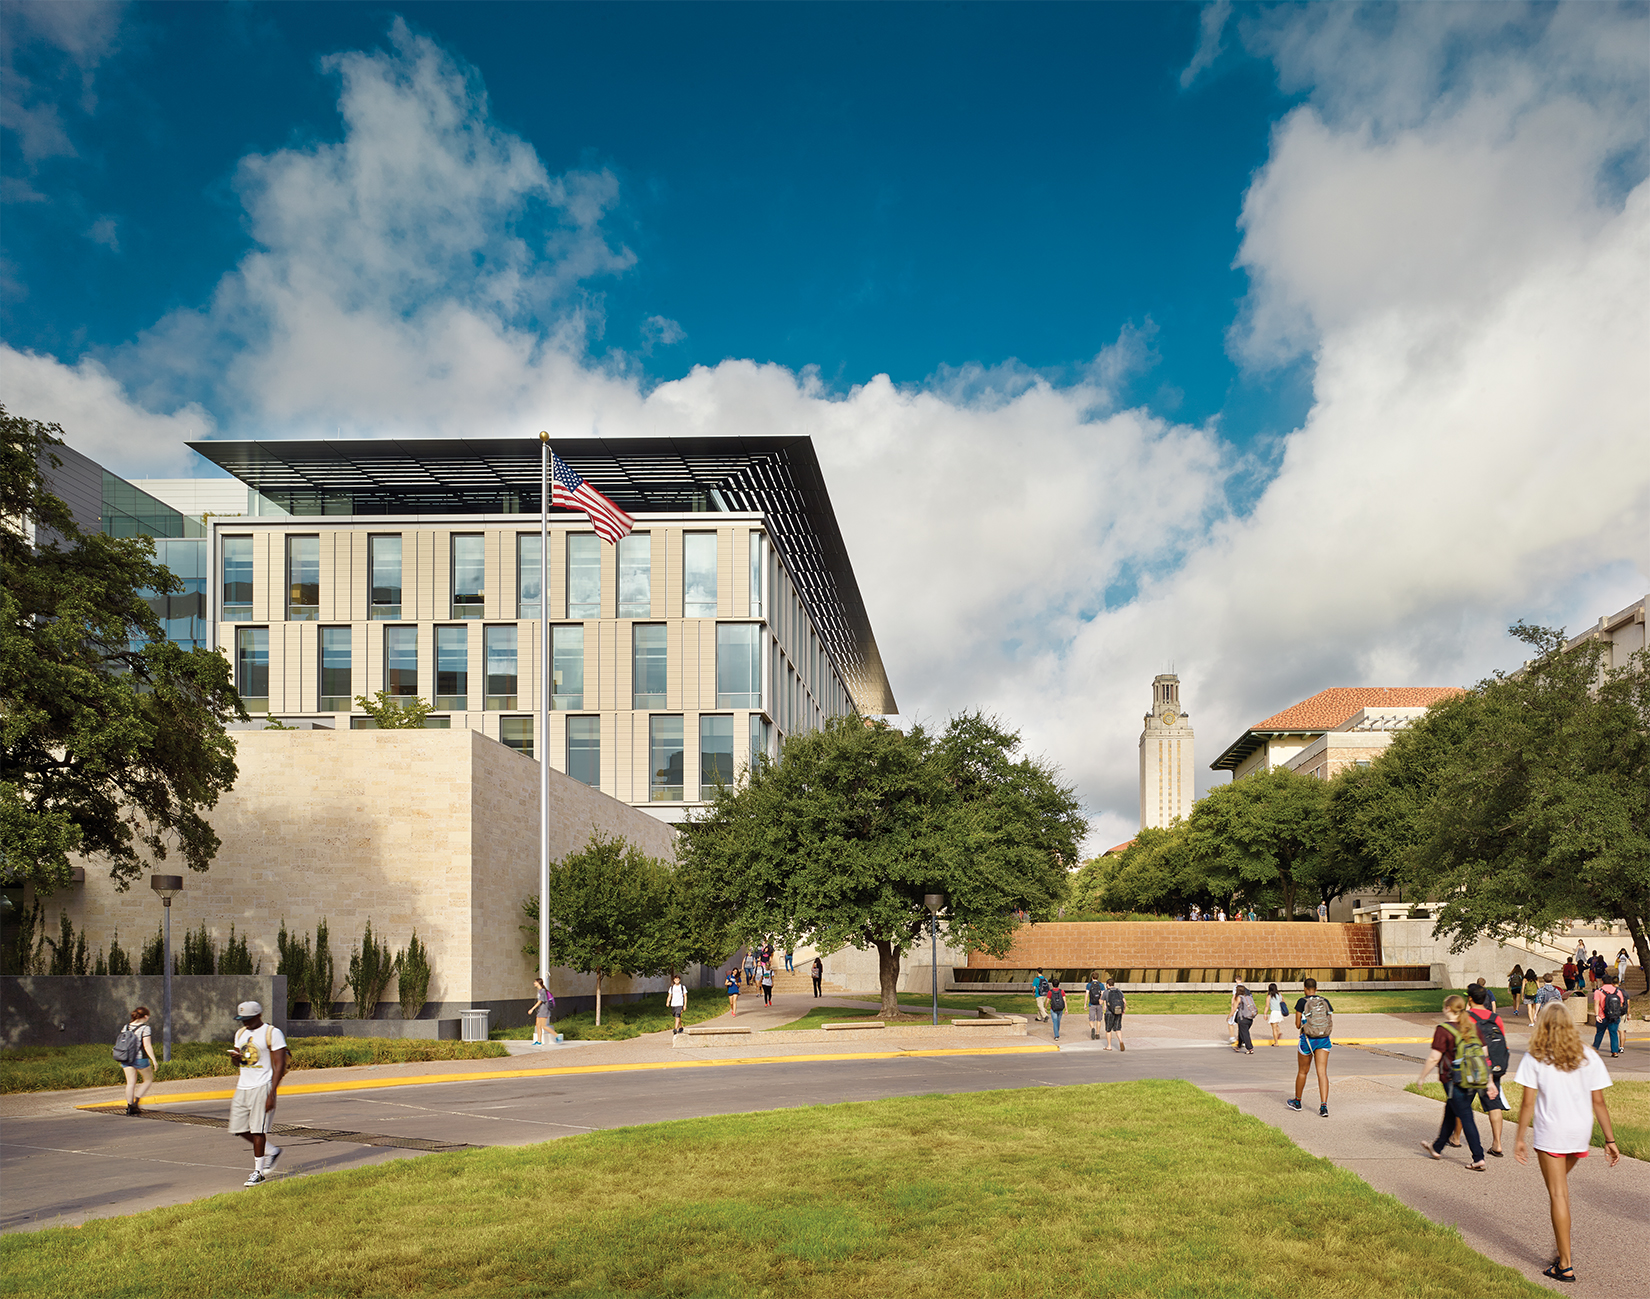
[1509,965,1525,1013]
[725,970,740,1016]
[1316,900,1329,923]
[1514,1002,1621,1284]
[1522,969,1540,1020]
[228,1002,288,1187]
[743,951,756,987]
[1265,983,1287,1046]
[1531,973,1563,1028]
[1562,958,1579,992]
[1231,985,1257,1054]
[1458,984,1512,1156]
[1048,981,1066,1041]
[530,977,552,1045]
[1288,978,1334,1117]
[760,962,775,1006]
[1416,994,1496,1170]
[1086,970,1105,1041]
[667,974,687,1035]
[1591,977,1628,1057]
[810,956,824,998]
[1031,970,1051,1022]
[784,949,794,973]
[115,1007,157,1115]
[1102,977,1126,1051]
[1616,948,1631,986]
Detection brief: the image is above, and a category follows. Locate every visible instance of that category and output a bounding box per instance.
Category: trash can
[460,1009,491,1042]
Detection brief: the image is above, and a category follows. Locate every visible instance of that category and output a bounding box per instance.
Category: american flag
[549,449,634,544]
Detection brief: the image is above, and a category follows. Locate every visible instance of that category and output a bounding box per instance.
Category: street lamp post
[924,894,946,1027]
[150,875,183,1063]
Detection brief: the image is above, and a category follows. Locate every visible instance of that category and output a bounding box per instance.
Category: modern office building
[1137,673,1193,830]
[137,436,896,824]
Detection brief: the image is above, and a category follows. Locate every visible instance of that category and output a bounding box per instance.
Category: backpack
[1032,975,1047,996]
[112,1022,142,1066]
[1469,1008,1509,1074]
[1049,988,1066,1014]
[1602,989,1624,1023]
[1105,987,1125,1014]
[1300,995,1332,1038]
[1450,1019,1492,1091]
[1236,993,1256,1021]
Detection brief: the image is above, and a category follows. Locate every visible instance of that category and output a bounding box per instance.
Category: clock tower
[1139,673,1194,830]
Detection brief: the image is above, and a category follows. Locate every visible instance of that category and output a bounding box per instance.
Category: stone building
[1138,673,1193,830]
[1209,686,1463,782]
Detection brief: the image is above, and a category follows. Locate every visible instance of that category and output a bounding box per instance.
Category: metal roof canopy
[188,435,895,715]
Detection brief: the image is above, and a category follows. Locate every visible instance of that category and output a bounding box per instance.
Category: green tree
[1094,823,1205,915]
[2,898,45,974]
[219,925,255,975]
[106,929,132,975]
[1410,624,1650,973]
[354,690,434,729]
[1,408,244,893]
[1186,767,1331,919]
[276,919,311,1019]
[521,833,697,1025]
[397,930,432,1020]
[680,713,1083,1019]
[305,918,338,1018]
[345,918,398,1018]
[43,910,88,975]
[179,920,216,975]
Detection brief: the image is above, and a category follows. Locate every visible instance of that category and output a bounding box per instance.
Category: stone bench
[952,1018,1015,1027]
[824,1021,883,1030]
[685,1025,752,1036]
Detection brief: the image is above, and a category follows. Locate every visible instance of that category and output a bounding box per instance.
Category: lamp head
[924,893,946,914]
[150,874,184,903]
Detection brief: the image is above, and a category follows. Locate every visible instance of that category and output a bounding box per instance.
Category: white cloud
[1179,0,1232,90]
[18,9,1649,857]
[641,315,686,351]
[0,0,125,165]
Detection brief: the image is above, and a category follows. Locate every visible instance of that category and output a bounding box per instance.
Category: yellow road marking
[75,1043,1060,1110]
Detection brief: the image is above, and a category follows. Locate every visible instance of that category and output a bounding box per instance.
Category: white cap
[234,1001,263,1020]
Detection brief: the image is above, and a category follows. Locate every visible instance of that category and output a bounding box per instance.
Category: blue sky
[3,2,1310,445]
[4,2,1646,846]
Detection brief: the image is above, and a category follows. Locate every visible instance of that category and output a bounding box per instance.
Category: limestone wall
[1376,918,1567,990]
[964,921,1383,971]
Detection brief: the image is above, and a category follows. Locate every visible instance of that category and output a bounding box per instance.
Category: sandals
[1421,1141,1442,1160]
[1465,1160,1486,1172]
[1542,1263,1576,1283]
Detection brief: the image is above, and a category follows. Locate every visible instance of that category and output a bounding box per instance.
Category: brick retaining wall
[966,922,1381,970]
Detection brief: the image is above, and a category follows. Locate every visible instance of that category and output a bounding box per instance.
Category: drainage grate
[99,1109,481,1152]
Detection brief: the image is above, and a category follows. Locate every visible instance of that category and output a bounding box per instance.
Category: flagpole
[538,432,551,985]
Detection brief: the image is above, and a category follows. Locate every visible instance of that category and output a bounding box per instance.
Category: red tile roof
[1251,687,1464,732]
[1103,839,1136,856]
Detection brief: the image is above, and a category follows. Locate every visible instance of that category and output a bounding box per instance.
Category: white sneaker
[244,1170,266,1187]
[264,1145,282,1171]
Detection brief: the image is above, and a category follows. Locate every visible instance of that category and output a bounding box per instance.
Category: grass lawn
[0,1081,1547,1299]
[850,988,1480,1017]
[770,1006,963,1031]
[490,988,728,1042]
[1405,1079,1649,1162]
[0,1037,507,1095]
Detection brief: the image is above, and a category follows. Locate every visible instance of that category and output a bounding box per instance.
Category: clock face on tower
[1160,709,1177,726]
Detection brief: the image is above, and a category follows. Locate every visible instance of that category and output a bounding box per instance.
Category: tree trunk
[1625,913,1650,984]
[595,971,604,1027]
[1282,880,1297,921]
[874,940,902,1019]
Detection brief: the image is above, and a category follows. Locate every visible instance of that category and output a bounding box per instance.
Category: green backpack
[1450,1020,1492,1091]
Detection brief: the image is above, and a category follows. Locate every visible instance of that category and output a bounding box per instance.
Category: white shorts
[229,1083,273,1134]
[1269,1012,1285,1025]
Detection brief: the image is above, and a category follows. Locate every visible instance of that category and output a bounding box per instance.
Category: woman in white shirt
[1513,1002,1621,1285]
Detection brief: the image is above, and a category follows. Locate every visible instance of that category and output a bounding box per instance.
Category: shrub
[180,921,216,975]
[276,919,310,1019]
[220,925,256,975]
[43,912,78,975]
[107,931,132,976]
[93,948,107,976]
[345,918,398,1018]
[2,899,44,974]
[398,931,432,1020]
[354,690,433,729]
[138,925,166,976]
[304,917,338,1018]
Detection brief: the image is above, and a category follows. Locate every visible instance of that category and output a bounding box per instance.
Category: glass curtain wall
[451,535,485,618]
[370,536,402,619]
[222,536,253,620]
[683,532,717,617]
[649,715,684,801]
[435,627,468,709]
[235,627,268,710]
[700,715,734,795]
[552,625,584,709]
[716,624,762,708]
[516,534,542,619]
[632,625,666,708]
[567,534,601,617]
[384,626,418,697]
[567,716,600,787]
[500,716,533,757]
[749,714,772,769]
[319,627,351,710]
[485,626,517,709]
[617,534,650,617]
[749,531,764,618]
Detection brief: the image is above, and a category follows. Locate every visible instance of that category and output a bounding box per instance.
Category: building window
[716,623,762,708]
[517,534,542,620]
[633,624,666,708]
[319,627,351,710]
[567,534,601,618]
[485,626,517,709]
[353,715,450,731]
[370,535,402,620]
[749,713,772,769]
[286,535,319,620]
[617,533,650,617]
[435,627,468,709]
[700,715,734,795]
[500,716,533,758]
[235,627,268,711]
[222,536,253,621]
[552,624,584,710]
[749,531,764,619]
[684,532,717,618]
[566,715,600,787]
[650,715,684,801]
[451,535,484,618]
[384,625,418,697]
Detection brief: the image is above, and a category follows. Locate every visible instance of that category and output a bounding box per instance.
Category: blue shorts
[1299,1036,1332,1055]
